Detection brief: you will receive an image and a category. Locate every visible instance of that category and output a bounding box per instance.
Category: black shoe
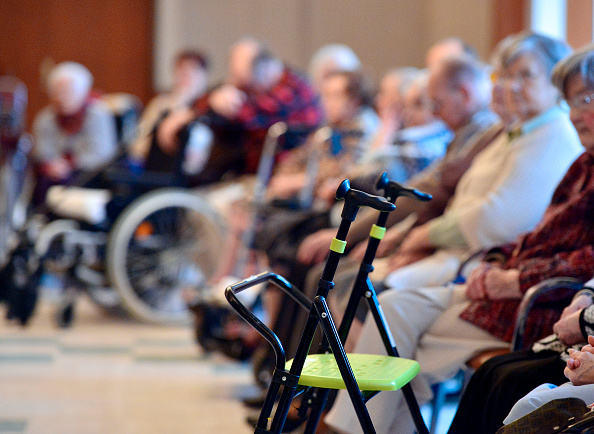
[242,393,267,409]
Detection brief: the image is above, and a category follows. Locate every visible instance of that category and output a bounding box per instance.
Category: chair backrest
[101,93,143,151]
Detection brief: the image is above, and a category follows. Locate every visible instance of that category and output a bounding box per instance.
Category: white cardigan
[429,105,583,251]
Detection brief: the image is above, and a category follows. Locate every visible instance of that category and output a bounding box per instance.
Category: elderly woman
[266,70,380,202]
[325,32,585,434]
[448,44,594,434]
[308,44,362,92]
[379,33,582,293]
[129,50,209,166]
[32,62,117,203]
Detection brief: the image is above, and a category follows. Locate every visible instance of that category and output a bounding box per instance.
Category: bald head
[426,37,477,69]
[228,37,265,88]
[428,55,491,130]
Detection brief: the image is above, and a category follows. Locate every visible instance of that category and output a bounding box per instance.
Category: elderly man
[298,55,500,268]
[158,37,322,181]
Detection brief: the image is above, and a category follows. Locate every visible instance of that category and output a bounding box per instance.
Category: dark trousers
[448,349,568,434]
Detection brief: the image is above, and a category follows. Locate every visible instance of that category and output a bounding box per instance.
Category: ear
[457,84,472,106]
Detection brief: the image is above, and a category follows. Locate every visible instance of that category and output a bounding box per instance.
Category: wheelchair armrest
[225,272,313,371]
[103,167,181,189]
[511,277,584,351]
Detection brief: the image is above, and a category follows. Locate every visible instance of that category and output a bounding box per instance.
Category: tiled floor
[0,293,257,434]
[0,290,459,434]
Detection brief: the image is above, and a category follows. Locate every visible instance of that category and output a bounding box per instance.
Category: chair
[226,175,432,433]
[428,276,585,433]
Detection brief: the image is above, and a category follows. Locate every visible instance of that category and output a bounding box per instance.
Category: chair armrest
[511,277,584,351]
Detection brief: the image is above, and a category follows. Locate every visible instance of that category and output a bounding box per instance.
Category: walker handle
[335,179,396,221]
[376,172,432,203]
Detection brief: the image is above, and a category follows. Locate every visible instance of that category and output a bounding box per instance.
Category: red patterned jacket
[460,152,594,346]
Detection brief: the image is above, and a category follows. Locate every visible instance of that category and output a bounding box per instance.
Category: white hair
[47,62,93,100]
[308,44,361,86]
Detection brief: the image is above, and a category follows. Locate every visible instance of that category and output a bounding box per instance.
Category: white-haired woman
[32,61,117,203]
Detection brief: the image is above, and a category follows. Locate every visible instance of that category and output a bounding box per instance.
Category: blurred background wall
[2,0,591,129]
[153,0,496,90]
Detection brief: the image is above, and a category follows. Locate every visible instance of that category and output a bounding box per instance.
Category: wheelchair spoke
[107,189,225,324]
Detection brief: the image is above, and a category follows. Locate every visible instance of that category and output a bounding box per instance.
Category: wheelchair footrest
[286,353,420,391]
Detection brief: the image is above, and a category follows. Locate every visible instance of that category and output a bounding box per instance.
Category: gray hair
[437,55,492,107]
[47,61,93,99]
[383,67,421,96]
[439,55,490,89]
[551,44,594,98]
[308,44,361,81]
[496,31,572,78]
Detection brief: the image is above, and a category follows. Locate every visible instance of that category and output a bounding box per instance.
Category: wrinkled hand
[386,249,432,272]
[297,228,335,266]
[565,336,594,385]
[398,224,432,255]
[384,225,433,272]
[465,263,491,300]
[156,108,196,154]
[562,294,593,319]
[209,85,246,118]
[483,267,521,300]
[554,309,586,346]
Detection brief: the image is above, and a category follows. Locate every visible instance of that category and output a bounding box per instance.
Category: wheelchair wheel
[106,188,225,325]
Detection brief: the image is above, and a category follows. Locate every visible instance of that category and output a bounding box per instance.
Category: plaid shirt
[194,67,322,174]
[236,67,322,131]
[460,152,594,346]
[235,68,323,172]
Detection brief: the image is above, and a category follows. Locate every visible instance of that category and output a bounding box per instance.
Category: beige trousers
[325,283,508,434]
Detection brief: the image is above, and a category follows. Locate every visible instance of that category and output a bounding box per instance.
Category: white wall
[154,0,495,91]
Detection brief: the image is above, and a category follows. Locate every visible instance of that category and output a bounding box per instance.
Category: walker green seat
[286,354,420,391]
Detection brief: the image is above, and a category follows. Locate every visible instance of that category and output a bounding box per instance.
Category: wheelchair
[31,108,233,326]
[31,116,312,327]
[0,76,45,325]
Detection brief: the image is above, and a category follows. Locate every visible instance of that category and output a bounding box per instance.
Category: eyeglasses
[492,70,541,85]
[568,92,594,110]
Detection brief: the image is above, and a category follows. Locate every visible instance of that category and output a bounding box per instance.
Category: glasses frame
[568,92,594,110]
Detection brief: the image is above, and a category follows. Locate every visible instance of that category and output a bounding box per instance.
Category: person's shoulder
[283,66,316,90]
[34,105,54,121]
[32,106,55,129]
[84,100,118,126]
[87,99,113,115]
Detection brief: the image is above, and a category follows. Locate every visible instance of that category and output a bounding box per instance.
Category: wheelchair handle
[376,172,432,203]
[336,179,396,222]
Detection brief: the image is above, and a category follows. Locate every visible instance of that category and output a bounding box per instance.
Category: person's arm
[554,291,594,346]
[129,96,168,162]
[426,211,467,249]
[32,109,60,164]
[77,104,118,169]
[517,246,594,296]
